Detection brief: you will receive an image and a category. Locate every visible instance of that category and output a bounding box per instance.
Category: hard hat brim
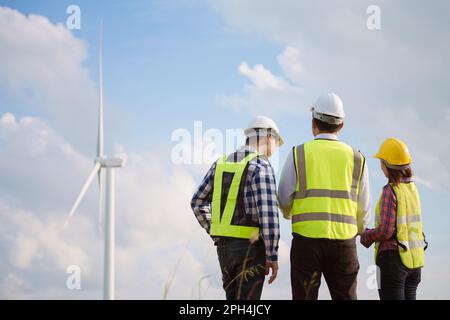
[373,154,412,168]
[244,128,284,146]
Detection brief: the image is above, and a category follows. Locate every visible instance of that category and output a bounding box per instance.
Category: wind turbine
[65,25,124,300]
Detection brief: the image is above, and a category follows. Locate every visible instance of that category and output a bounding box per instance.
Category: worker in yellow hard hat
[361,138,427,300]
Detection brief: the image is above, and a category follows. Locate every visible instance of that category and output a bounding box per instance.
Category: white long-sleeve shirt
[277,133,371,234]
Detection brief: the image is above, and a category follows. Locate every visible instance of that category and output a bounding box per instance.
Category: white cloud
[0,111,293,300]
[209,1,450,299]
[2,2,449,300]
[0,6,124,156]
[276,46,304,85]
[0,112,90,213]
[0,6,223,299]
[238,62,286,90]
[219,47,305,115]
[0,112,221,299]
[2,204,91,272]
[212,0,450,194]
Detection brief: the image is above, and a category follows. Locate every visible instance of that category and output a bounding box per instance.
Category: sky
[0,0,449,299]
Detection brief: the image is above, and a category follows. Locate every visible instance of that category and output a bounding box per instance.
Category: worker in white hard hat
[278,93,372,300]
[191,115,283,300]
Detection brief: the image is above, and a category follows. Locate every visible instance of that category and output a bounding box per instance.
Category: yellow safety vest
[290,139,364,239]
[210,152,260,239]
[374,182,425,269]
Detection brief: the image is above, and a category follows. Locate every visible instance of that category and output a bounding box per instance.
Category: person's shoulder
[294,141,309,149]
[205,157,220,175]
[255,154,271,165]
[338,140,366,159]
[382,183,396,196]
[248,154,273,174]
[210,157,219,168]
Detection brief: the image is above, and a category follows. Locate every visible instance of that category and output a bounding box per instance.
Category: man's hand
[359,229,373,248]
[265,261,278,284]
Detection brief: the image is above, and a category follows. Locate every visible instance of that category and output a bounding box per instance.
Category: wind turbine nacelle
[100,157,124,168]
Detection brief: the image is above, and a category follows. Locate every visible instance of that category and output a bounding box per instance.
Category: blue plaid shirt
[190,145,280,262]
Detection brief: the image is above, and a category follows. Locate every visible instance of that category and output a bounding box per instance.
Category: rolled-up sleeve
[361,185,396,247]
[190,162,216,233]
[356,160,372,234]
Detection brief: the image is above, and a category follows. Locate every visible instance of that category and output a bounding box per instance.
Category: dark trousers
[377,250,421,300]
[290,234,359,300]
[216,238,266,300]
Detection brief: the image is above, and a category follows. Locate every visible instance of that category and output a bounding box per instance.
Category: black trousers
[216,238,266,300]
[377,250,421,300]
[290,234,359,300]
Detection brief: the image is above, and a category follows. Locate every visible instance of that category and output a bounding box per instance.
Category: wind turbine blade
[97,21,104,159]
[98,170,104,234]
[65,162,101,227]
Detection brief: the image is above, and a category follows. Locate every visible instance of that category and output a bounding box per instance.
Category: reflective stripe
[351,148,362,200]
[398,240,426,250]
[211,152,261,239]
[375,182,425,268]
[397,215,421,224]
[294,189,355,201]
[292,212,357,225]
[295,145,307,198]
[226,151,262,162]
[210,224,259,239]
[294,144,363,201]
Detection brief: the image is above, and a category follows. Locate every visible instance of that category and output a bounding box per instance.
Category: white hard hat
[244,115,284,146]
[310,93,345,125]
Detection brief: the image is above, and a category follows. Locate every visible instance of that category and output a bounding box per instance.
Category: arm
[277,148,296,219]
[190,161,216,234]
[356,159,372,234]
[251,161,280,264]
[360,185,397,248]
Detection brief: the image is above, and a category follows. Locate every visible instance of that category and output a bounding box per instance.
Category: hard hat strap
[246,127,273,138]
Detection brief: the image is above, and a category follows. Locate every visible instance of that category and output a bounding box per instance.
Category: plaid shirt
[360,184,398,252]
[190,145,280,262]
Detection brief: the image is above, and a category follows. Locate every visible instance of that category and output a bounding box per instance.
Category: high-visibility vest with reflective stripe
[210,153,260,239]
[290,139,364,239]
[374,182,425,269]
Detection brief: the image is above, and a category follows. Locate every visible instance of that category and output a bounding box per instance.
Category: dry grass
[303,271,320,300]
[165,235,264,300]
[163,255,182,300]
[223,237,265,300]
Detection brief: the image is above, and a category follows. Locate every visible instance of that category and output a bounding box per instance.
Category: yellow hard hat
[374,138,412,168]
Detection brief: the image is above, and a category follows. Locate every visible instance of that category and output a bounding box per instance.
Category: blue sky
[2,0,284,149]
[0,0,449,299]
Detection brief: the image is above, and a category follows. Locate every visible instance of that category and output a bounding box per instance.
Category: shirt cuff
[360,229,374,248]
[266,252,278,262]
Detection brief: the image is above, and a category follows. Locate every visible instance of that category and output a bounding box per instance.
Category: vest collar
[314,133,339,141]
[235,145,266,161]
